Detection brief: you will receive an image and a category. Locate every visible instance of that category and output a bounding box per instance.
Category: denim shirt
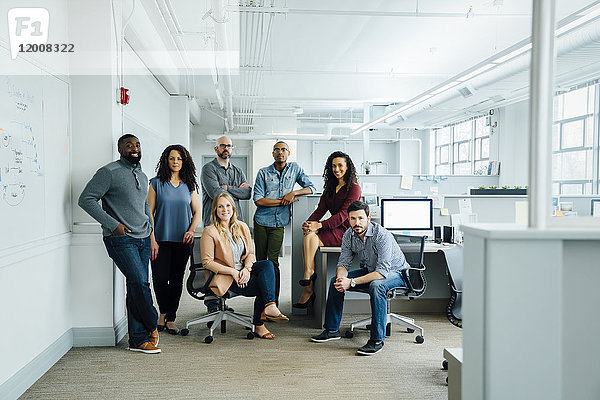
[253,162,315,227]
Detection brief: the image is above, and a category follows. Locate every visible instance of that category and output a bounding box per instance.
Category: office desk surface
[320,243,458,254]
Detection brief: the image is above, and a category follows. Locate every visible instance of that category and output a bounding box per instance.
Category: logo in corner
[7,8,49,59]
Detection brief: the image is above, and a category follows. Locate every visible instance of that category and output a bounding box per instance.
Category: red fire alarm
[119,87,130,105]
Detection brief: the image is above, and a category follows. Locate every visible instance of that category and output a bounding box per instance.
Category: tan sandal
[262,302,290,322]
[254,331,275,339]
[260,311,289,322]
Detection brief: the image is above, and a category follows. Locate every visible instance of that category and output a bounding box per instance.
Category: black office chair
[180,237,255,343]
[345,234,427,343]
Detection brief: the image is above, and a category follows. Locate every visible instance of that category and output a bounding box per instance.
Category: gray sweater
[78,157,153,238]
[201,158,251,227]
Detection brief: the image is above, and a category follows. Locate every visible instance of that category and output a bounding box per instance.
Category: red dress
[307,183,362,247]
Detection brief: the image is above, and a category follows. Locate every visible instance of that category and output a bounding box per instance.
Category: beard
[217,150,230,160]
[352,225,366,235]
[123,152,142,164]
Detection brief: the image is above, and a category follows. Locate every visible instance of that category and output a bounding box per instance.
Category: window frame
[552,83,598,195]
[434,115,490,175]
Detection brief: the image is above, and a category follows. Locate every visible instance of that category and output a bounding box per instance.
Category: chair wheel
[407,328,415,333]
[221,320,226,333]
[344,330,354,338]
[180,329,189,336]
[442,360,448,370]
[415,335,424,344]
[204,335,213,344]
[386,323,391,336]
[207,321,213,328]
[247,332,255,340]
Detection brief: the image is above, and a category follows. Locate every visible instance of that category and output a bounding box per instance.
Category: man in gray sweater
[78,134,160,354]
[201,135,251,227]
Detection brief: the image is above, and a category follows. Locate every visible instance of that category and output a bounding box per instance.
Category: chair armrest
[401,263,427,296]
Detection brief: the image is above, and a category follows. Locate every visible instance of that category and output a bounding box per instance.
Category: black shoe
[311,330,341,343]
[157,322,166,332]
[165,323,180,335]
[356,340,384,355]
[299,273,317,287]
[292,292,316,309]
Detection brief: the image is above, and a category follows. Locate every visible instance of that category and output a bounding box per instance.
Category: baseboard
[114,316,128,344]
[0,329,72,400]
[72,316,127,347]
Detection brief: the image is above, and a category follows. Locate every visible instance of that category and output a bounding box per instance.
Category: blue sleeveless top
[150,177,193,242]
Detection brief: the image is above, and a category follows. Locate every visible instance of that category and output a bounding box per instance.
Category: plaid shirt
[337,222,409,278]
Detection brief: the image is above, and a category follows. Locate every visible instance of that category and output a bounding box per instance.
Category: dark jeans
[150,241,190,322]
[228,260,276,325]
[323,267,406,341]
[253,221,285,304]
[103,235,158,348]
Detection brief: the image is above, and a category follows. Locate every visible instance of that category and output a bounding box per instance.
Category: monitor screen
[380,198,433,230]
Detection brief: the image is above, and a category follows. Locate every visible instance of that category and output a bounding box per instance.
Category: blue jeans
[323,267,406,341]
[228,260,276,325]
[104,235,158,348]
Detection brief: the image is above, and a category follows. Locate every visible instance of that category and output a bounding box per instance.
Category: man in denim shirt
[253,141,315,303]
[311,200,409,356]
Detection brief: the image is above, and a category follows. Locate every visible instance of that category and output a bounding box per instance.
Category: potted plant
[470,185,527,195]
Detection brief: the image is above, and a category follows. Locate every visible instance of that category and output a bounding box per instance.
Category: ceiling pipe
[189,98,202,125]
[211,0,234,131]
[207,122,360,141]
[235,6,530,18]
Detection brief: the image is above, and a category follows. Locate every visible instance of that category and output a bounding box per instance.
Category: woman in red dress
[293,151,361,308]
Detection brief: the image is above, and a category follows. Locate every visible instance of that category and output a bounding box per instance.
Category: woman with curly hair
[148,144,201,335]
[293,151,361,309]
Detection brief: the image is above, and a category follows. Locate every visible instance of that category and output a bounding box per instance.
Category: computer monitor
[380,198,433,231]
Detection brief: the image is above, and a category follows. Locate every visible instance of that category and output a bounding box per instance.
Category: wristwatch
[350,278,357,288]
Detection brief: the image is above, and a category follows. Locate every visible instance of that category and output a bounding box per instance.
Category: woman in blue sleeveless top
[148,145,201,335]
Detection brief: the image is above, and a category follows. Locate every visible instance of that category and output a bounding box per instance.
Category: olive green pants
[253,222,285,304]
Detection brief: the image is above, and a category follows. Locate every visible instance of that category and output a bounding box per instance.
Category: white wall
[0,1,73,397]
[170,96,190,148]
[0,0,183,397]
[497,100,530,187]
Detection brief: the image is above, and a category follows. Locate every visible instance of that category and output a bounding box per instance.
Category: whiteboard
[0,47,70,250]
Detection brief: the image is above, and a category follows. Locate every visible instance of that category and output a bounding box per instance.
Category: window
[434,127,451,174]
[434,115,490,175]
[552,84,597,195]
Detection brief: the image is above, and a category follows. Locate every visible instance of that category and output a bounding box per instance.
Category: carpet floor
[22,255,461,399]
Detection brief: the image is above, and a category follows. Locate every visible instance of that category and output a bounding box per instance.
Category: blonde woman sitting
[200,192,288,339]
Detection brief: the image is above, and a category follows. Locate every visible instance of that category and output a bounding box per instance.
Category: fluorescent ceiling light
[494,44,532,63]
[418,94,433,101]
[555,6,600,35]
[431,81,460,95]
[457,64,496,82]
[267,132,325,137]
